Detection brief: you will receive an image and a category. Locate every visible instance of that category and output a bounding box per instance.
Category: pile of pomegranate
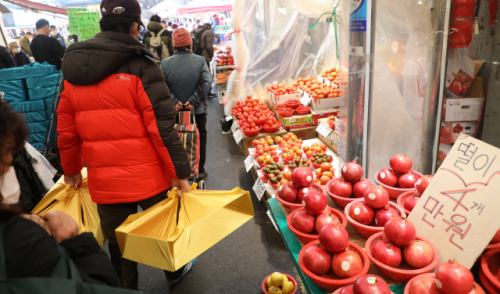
[377,154,421,189]
[329,161,373,199]
[372,217,434,270]
[337,274,391,294]
[403,175,433,212]
[407,260,475,294]
[278,167,318,205]
[348,185,399,227]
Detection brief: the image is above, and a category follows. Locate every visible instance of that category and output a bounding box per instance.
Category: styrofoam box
[445,98,484,122]
[269,90,303,105]
[312,97,340,111]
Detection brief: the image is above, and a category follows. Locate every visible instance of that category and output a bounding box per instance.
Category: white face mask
[51,31,58,36]
[13,48,20,54]
[0,166,21,205]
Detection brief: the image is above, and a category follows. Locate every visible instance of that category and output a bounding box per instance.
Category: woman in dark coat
[8,41,31,67]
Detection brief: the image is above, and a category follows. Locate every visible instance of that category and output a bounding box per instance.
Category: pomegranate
[374,206,398,227]
[349,201,374,225]
[353,178,373,198]
[364,186,389,209]
[303,244,331,275]
[398,170,420,188]
[318,223,349,253]
[415,175,433,194]
[472,283,486,294]
[292,167,313,188]
[490,228,500,244]
[381,233,390,243]
[291,210,315,234]
[403,240,434,268]
[377,168,398,187]
[330,178,352,198]
[389,154,412,174]
[302,189,327,215]
[315,212,340,233]
[339,285,354,294]
[408,275,441,294]
[278,183,298,203]
[371,240,402,267]
[297,186,310,202]
[341,161,364,182]
[435,259,474,294]
[384,217,416,247]
[404,195,420,212]
[331,247,363,278]
[353,275,390,294]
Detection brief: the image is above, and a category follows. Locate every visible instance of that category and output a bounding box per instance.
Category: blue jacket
[160,51,212,115]
[50,33,66,50]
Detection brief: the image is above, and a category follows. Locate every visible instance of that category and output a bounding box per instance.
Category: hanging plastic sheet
[116,186,255,271]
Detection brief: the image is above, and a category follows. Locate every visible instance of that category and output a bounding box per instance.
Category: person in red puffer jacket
[56,0,194,290]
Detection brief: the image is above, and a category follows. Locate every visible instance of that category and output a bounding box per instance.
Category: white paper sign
[231,122,238,133]
[225,115,233,121]
[233,129,243,145]
[244,155,254,172]
[300,94,312,106]
[267,210,279,231]
[408,134,500,269]
[252,178,266,201]
[316,123,332,138]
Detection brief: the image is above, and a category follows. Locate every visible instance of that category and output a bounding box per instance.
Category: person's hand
[42,211,79,243]
[175,102,183,112]
[64,172,82,189]
[184,102,193,110]
[172,178,191,195]
[22,214,51,236]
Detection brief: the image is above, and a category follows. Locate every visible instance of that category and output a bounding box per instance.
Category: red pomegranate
[364,186,389,209]
[403,240,434,268]
[315,213,339,233]
[339,285,354,294]
[381,233,390,243]
[371,240,402,267]
[435,259,474,294]
[404,195,420,212]
[353,275,391,294]
[318,223,349,253]
[341,161,364,182]
[292,167,313,188]
[303,244,331,275]
[349,202,374,225]
[409,275,441,294]
[331,247,363,278]
[302,189,327,215]
[374,206,398,227]
[331,178,353,198]
[378,168,398,187]
[415,175,433,194]
[389,154,412,174]
[490,228,500,244]
[398,170,421,188]
[297,186,310,202]
[472,283,487,294]
[353,178,373,198]
[278,182,298,203]
[291,210,315,234]
[384,217,416,247]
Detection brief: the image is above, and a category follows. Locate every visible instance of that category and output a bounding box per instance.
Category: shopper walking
[8,41,30,67]
[19,32,33,56]
[57,0,193,290]
[160,28,211,179]
[31,19,65,70]
[143,15,173,62]
[0,45,15,70]
[49,25,67,50]
[193,23,215,69]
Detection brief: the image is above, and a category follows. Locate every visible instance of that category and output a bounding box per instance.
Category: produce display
[214,70,233,85]
[213,45,234,66]
[326,161,374,208]
[398,173,433,213]
[313,162,336,186]
[267,83,301,95]
[352,275,391,294]
[274,103,312,117]
[233,96,281,135]
[265,272,295,294]
[377,154,421,188]
[262,163,287,185]
[320,67,340,85]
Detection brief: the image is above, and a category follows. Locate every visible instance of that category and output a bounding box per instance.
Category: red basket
[481,248,500,292]
[287,206,347,244]
[261,273,298,294]
[325,178,364,208]
[480,265,500,294]
[374,171,423,199]
[241,126,262,137]
[278,109,294,117]
[275,192,303,213]
[397,190,414,216]
[309,157,334,169]
[253,114,271,126]
[295,107,311,115]
[262,121,282,133]
[285,101,301,109]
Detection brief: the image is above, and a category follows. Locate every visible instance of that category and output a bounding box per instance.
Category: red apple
[291,210,315,234]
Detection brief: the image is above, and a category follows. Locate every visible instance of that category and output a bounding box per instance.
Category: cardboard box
[450,122,477,143]
[318,131,338,154]
[335,116,347,137]
[311,108,339,125]
[240,128,287,156]
[311,96,340,111]
[440,122,452,144]
[445,98,484,122]
[288,126,317,140]
[276,113,313,129]
[268,91,303,105]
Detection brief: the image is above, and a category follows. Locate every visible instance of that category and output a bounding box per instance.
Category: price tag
[252,178,266,201]
[244,155,254,172]
[225,115,233,122]
[233,129,243,145]
[231,122,238,133]
[267,210,279,231]
[300,94,312,106]
[316,123,332,138]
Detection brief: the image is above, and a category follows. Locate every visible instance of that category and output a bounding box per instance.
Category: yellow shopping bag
[115,185,255,272]
[31,168,106,246]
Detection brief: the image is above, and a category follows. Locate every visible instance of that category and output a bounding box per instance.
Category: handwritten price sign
[408,134,500,268]
[316,123,332,138]
[244,155,254,172]
[252,178,266,201]
[233,129,243,145]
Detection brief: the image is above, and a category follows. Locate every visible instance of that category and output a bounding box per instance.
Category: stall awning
[150,0,182,15]
[2,0,67,15]
[177,0,232,14]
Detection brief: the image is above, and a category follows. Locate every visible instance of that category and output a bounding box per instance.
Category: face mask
[0,166,20,205]
[13,48,20,54]
[51,31,58,36]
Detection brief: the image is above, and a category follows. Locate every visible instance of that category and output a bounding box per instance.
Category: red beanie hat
[172,28,192,47]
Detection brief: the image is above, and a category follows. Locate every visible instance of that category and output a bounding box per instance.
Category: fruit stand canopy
[2,0,67,15]
[177,0,233,14]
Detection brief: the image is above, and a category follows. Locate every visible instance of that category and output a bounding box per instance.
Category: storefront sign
[233,129,243,145]
[316,123,332,138]
[408,134,500,268]
[76,11,100,41]
[68,8,87,35]
[350,0,367,32]
[253,178,266,201]
[244,155,254,172]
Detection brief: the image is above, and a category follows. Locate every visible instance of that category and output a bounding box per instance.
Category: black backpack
[191,28,209,56]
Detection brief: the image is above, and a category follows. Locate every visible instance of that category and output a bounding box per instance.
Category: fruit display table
[267,198,407,294]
